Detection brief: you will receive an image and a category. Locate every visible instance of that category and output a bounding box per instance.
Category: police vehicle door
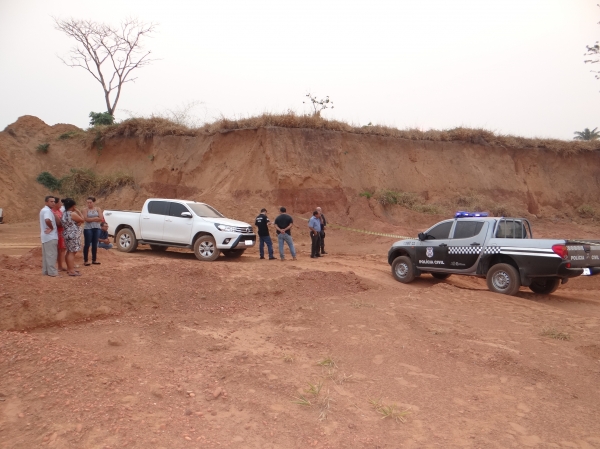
[416,220,453,269]
[447,220,488,271]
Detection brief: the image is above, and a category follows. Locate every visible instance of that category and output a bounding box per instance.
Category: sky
[0,0,599,139]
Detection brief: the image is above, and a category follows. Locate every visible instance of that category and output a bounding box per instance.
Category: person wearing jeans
[308,210,322,258]
[255,208,275,260]
[274,206,297,261]
[82,196,104,265]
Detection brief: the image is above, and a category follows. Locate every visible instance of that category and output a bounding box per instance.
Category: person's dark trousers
[311,232,321,257]
[83,228,100,262]
[259,235,274,259]
[319,230,326,254]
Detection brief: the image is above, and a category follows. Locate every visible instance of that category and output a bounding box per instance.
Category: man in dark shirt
[255,208,275,260]
[274,206,297,261]
[316,206,327,255]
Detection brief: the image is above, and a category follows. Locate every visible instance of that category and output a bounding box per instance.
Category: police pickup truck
[388,212,600,295]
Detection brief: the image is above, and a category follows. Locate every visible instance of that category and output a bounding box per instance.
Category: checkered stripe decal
[448,246,482,255]
[483,246,501,254]
[567,245,584,251]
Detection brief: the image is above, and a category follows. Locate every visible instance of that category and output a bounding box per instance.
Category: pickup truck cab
[388,212,600,295]
[104,199,256,261]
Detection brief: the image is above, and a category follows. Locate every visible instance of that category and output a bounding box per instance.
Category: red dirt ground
[1,216,600,449]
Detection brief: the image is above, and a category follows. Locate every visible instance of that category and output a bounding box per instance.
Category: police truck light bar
[455,211,489,218]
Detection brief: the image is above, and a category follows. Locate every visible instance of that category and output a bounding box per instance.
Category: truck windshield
[187,203,224,218]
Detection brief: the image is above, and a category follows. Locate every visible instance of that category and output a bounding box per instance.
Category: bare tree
[585,6,600,84]
[54,18,157,116]
[303,93,334,117]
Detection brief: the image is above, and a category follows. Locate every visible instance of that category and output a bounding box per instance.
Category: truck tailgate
[566,240,600,269]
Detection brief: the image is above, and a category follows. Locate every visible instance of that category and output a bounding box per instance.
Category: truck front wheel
[116,228,138,253]
[392,256,416,283]
[193,235,220,261]
[486,263,521,296]
[529,278,560,295]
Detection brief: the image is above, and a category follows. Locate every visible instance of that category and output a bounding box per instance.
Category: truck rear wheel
[392,256,416,283]
[116,228,138,253]
[486,263,520,296]
[193,235,220,261]
[529,278,560,295]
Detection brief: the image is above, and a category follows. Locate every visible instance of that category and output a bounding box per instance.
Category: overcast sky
[1,0,598,139]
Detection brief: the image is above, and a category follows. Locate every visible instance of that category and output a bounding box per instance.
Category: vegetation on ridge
[88,112,600,155]
[36,168,135,198]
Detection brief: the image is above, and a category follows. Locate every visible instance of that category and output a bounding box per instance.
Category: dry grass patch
[540,327,571,341]
[317,356,338,369]
[368,398,411,423]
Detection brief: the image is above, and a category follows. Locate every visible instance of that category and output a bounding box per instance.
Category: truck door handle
[470,243,481,246]
[143,217,150,220]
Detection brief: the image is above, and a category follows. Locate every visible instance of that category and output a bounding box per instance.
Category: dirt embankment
[1,115,599,225]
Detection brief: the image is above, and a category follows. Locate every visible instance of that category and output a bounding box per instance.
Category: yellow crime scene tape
[297,216,411,240]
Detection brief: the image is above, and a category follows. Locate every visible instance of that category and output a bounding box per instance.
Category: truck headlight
[215,223,235,232]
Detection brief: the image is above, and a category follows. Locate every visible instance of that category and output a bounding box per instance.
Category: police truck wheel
[116,228,138,253]
[431,273,451,280]
[529,277,560,295]
[193,235,220,261]
[486,263,520,296]
[392,256,416,283]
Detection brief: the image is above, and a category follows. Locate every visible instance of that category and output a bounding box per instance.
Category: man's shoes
[280,259,285,262]
[92,261,101,265]
[321,251,328,255]
[269,257,276,260]
[292,257,297,261]
[315,255,321,257]
[260,257,265,259]
[311,256,315,258]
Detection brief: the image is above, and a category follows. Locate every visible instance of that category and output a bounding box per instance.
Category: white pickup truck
[103,198,256,261]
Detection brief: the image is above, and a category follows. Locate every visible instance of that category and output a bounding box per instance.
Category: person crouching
[98,222,113,250]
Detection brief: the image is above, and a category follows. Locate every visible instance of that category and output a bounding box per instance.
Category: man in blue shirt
[98,222,113,250]
[308,210,322,258]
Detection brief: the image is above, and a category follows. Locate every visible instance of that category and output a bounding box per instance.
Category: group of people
[254,206,327,261]
[40,195,113,277]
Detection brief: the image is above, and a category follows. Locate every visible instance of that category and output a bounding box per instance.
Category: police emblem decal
[426,247,434,258]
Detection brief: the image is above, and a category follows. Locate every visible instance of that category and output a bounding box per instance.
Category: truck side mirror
[418,232,427,241]
[181,212,192,218]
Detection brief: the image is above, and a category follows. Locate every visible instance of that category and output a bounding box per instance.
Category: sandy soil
[1,218,600,449]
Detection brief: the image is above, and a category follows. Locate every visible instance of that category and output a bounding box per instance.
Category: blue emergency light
[455,211,489,218]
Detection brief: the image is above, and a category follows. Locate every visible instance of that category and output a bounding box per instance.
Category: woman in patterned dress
[61,198,84,276]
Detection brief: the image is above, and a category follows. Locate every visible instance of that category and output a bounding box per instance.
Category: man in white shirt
[40,196,59,277]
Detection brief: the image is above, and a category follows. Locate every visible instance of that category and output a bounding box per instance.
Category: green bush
[89,111,115,126]
[59,168,98,198]
[374,189,439,214]
[359,191,373,199]
[490,204,514,217]
[36,143,50,154]
[58,131,79,140]
[59,168,135,198]
[36,172,61,190]
[577,204,596,218]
